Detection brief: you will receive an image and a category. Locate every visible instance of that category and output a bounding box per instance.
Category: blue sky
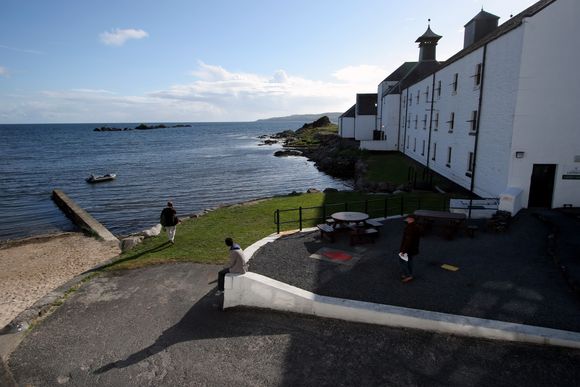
[0,0,537,123]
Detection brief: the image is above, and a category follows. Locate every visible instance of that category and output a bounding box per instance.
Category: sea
[0,122,352,241]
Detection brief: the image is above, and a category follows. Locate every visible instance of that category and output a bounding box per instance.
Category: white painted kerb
[224,273,580,350]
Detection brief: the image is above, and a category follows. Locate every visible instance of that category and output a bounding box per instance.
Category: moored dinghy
[86,173,116,183]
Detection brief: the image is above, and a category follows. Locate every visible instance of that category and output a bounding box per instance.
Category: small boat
[86,173,116,183]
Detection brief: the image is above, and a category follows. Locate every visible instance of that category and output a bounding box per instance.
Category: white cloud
[99,28,149,46]
[0,66,8,77]
[0,61,389,123]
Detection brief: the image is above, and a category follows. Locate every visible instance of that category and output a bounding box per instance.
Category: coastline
[0,232,120,330]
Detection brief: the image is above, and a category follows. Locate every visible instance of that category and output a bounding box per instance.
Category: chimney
[464,9,500,48]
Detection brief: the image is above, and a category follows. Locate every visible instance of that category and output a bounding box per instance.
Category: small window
[451,73,458,94]
[413,138,417,152]
[436,80,442,98]
[447,146,452,167]
[425,86,429,103]
[416,91,419,104]
[421,140,425,156]
[434,112,439,130]
[422,114,427,129]
[406,135,410,148]
[448,112,455,131]
[474,63,482,86]
[409,95,412,106]
[468,110,478,132]
[467,151,475,172]
[407,117,410,129]
[432,143,437,161]
[414,115,418,129]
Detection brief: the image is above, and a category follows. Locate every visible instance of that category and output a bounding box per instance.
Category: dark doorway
[528,164,556,208]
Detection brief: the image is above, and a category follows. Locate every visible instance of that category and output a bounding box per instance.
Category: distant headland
[255,112,341,124]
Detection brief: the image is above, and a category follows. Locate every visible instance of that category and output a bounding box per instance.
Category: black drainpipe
[426,73,436,169]
[468,44,487,221]
[402,88,409,154]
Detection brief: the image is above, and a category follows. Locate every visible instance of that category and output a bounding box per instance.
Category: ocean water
[0,122,351,241]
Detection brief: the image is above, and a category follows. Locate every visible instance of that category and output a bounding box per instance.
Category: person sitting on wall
[216,237,249,296]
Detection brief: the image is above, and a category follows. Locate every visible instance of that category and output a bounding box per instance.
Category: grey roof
[385,61,443,95]
[438,0,556,74]
[339,104,356,118]
[389,0,556,92]
[356,94,378,115]
[415,25,442,42]
[381,62,418,83]
[464,9,500,26]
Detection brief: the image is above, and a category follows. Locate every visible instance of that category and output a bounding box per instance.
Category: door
[528,164,556,208]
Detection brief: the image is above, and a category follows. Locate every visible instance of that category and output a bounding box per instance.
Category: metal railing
[274,195,450,234]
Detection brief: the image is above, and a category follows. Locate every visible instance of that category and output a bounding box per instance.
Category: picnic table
[331,211,369,226]
[414,209,467,239]
[318,212,378,245]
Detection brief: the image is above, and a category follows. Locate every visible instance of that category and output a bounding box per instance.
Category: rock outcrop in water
[94,123,192,132]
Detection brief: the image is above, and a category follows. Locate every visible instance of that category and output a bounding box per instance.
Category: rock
[289,191,300,196]
[274,149,302,157]
[142,224,162,238]
[307,188,320,193]
[121,236,144,252]
[323,188,338,193]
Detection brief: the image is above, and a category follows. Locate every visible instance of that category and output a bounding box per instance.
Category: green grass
[286,124,338,148]
[364,153,415,185]
[106,191,451,271]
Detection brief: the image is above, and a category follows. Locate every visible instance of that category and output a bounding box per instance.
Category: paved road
[8,263,580,386]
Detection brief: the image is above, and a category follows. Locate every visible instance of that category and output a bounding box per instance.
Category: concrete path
[7,263,580,386]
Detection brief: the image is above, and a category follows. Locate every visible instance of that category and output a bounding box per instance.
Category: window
[421,140,425,156]
[413,138,417,152]
[434,112,439,130]
[468,110,478,133]
[436,80,442,98]
[432,143,437,161]
[407,117,410,128]
[414,115,418,129]
[416,91,419,104]
[425,86,430,103]
[406,135,409,148]
[409,95,412,106]
[451,73,458,94]
[447,147,452,167]
[467,152,475,173]
[474,63,482,87]
[422,114,427,129]
[448,112,455,131]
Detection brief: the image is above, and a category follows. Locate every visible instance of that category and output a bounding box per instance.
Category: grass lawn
[106,191,450,271]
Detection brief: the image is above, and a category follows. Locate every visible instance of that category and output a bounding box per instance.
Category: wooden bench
[350,228,378,245]
[317,224,336,242]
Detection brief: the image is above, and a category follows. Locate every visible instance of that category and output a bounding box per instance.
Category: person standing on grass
[160,201,180,244]
[399,214,420,283]
[216,238,249,295]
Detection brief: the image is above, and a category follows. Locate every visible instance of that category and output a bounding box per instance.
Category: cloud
[0,61,389,123]
[0,44,43,55]
[99,28,149,46]
[0,66,8,77]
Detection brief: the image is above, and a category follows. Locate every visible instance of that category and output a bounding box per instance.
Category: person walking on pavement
[399,214,420,283]
[216,237,249,295]
[160,201,180,244]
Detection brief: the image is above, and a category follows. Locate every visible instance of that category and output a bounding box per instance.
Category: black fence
[274,195,450,234]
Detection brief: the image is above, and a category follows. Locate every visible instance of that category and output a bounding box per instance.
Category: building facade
[340,0,580,213]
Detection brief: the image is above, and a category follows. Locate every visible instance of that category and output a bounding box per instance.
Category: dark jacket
[400,222,420,256]
[160,207,178,227]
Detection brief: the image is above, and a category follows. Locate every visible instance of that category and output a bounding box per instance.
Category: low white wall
[360,140,390,151]
[223,272,580,349]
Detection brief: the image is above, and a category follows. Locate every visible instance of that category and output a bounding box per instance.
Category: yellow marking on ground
[441,264,459,272]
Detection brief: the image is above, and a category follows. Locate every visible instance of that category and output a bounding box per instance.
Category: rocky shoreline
[94,123,192,132]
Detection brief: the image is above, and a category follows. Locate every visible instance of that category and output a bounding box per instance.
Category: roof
[385,61,443,95]
[381,62,417,83]
[356,94,378,115]
[415,25,442,42]
[439,0,556,74]
[394,0,557,92]
[339,104,356,118]
[465,9,500,27]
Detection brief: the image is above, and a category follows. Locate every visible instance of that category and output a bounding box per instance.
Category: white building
[342,0,580,213]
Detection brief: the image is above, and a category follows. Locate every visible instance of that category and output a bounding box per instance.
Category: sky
[0,0,538,124]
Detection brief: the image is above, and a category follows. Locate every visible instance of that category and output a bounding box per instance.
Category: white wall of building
[339,117,355,138]
[508,0,580,208]
[354,115,376,141]
[382,94,402,150]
